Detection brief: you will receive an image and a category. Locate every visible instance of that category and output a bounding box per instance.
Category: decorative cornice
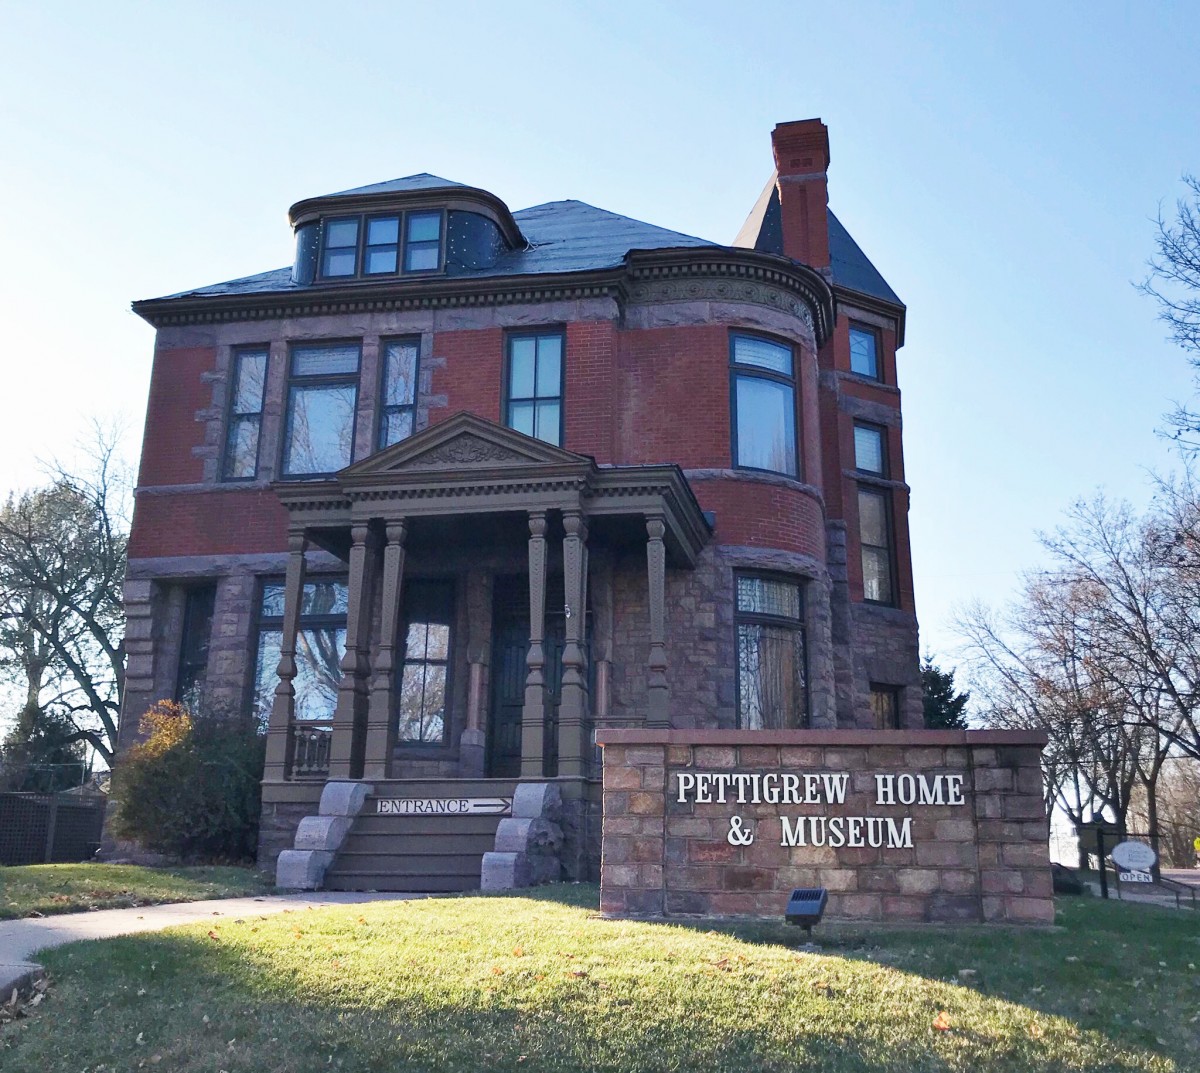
[132,246,835,344]
[132,274,628,329]
[833,284,906,347]
[626,248,834,342]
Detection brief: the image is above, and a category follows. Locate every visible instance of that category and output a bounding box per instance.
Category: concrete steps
[324,779,518,893]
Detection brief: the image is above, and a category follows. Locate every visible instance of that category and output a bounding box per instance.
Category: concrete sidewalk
[0,891,421,997]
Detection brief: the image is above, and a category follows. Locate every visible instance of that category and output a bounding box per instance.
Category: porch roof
[272,413,712,567]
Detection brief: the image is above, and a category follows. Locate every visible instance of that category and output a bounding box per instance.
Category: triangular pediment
[340,412,592,478]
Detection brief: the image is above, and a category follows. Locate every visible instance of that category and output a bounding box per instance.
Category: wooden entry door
[487,576,564,778]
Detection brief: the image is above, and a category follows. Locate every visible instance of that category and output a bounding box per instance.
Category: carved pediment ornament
[404,434,527,469]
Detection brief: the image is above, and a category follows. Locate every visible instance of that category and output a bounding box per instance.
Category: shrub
[112,700,265,861]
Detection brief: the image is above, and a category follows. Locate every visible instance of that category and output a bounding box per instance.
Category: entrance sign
[376,797,512,816]
[1111,840,1156,873]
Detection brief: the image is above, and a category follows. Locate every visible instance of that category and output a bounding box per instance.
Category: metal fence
[0,792,107,866]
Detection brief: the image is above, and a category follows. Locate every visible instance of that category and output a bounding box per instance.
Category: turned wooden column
[329,523,375,780]
[645,513,670,728]
[363,520,407,780]
[558,509,589,777]
[264,529,307,781]
[521,510,549,777]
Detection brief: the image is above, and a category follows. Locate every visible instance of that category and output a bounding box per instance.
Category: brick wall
[596,729,1053,925]
[138,346,215,487]
[128,489,289,558]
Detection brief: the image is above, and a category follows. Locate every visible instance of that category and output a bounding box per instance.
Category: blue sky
[1,0,1197,671]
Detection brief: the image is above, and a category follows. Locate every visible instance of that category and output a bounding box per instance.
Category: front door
[487,575,565,778]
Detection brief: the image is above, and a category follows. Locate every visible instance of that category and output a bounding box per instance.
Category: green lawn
[0,862,270,919]
[3,886,1198,1072]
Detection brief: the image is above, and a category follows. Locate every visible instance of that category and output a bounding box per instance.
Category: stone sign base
[596,729,1053,925]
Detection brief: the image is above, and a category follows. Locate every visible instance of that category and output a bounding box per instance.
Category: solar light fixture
[785,887,828,932]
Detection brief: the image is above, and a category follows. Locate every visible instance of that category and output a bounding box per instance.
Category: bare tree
[0,427,129,764]
[1141,174,1200,442]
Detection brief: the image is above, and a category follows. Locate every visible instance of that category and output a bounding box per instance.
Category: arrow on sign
[376,797,513,816]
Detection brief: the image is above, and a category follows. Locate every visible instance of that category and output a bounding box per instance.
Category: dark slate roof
[733,177,902,307]
[149,199,718,301]
[827,209,902,307]
[323,173,468,198]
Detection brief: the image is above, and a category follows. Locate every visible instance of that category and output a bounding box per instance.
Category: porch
[262,413,710,796]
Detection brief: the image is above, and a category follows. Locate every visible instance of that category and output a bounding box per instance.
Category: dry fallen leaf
[932,1011,952,1032]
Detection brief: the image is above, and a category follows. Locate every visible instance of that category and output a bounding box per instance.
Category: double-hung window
[731,334,798,477]
[175,584,216,711]
[378,337,420,449]
[404,212,443,272]
[282,343,361,477]
[735,574,808,729]
[505,330,563,446]
[223,347,268,480]
[858,488,894,604]
[849,324,881,380]
[853,422,886,476]
[251,579,348,728]
[870,684,901,729]
[854,418,895,604]
[397,580,454,745]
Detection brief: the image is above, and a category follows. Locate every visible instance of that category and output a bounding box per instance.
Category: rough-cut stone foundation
[597,729,1052,925]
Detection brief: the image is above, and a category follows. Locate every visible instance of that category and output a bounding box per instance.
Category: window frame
[729,331,800,479]
[317,208,447,281]
[174,583,216,709]
[852,421,888,477]
[376,336,422,451]
[319,215,362,279]
[221,345,270,482]
[733,571,809,730]
[503,327,566,447]
[395,578,457,748]
[848,322,882,381]
[249,575,349,727]
[279,340,362,480]
[857,486,896,606]
[402,209,447,275]
[362,212,402,276]
[869,684,902,730]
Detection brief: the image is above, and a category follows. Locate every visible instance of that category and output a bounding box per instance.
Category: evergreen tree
[922,655,970,729]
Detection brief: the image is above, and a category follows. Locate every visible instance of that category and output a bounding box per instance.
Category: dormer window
[318,210,445,280]
[405,212,442,271]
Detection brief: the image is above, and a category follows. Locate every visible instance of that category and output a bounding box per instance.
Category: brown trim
[594,728,1049,747]
[832,285,906,348]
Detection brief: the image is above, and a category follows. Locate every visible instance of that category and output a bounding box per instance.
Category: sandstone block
[628,792,664,816]
[319,781,372,817]
[293,815,353,852]
[482,851,530,891]
[512,781,562,820]
[896,868,940,895]
[275,849,334,890]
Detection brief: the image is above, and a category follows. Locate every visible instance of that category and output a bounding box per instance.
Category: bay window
[731,333,798,477]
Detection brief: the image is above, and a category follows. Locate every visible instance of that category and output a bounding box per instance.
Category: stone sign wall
[595,729,1053,925]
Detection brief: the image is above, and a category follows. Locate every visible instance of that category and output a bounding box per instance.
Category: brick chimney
[771,119,830,271]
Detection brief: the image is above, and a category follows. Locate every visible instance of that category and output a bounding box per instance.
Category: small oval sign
[1111,840,1157,872]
